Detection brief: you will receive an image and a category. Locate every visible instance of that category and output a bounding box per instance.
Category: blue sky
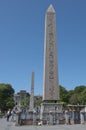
[0,0,86,95]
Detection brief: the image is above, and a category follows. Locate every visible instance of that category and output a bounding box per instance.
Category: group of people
[6,109,15,121]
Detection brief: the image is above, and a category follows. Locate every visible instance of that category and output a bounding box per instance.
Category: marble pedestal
[40,103,63,125]
[20,110,37,125]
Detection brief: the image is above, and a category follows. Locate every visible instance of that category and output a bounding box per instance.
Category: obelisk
[43,4,59,102]
[29,72,34,111]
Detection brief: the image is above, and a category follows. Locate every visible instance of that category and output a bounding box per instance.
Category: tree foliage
[74,86,86,93]
[59,85,69,104]
[20,97,30,109]
[0,83,15,112]
[59,85,86,105]
[34,98,42,106]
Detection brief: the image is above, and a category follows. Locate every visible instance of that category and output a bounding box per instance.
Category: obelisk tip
[47,4,55,13]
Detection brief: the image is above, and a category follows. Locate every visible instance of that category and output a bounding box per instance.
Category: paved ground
[0,118,86,130]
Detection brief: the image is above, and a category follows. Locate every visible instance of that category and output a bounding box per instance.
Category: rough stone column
[29,72,34,111]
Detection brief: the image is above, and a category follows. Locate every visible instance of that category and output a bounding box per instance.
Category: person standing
[6,109,11,121]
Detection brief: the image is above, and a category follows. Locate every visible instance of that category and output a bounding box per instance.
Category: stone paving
[0,118,86,130]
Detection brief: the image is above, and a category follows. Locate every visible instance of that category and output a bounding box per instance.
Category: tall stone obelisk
[43,4,59,102]
[40,5,62,125]
[29,72,34,111]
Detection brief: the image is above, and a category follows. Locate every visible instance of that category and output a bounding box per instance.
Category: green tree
[59,85,69,104]
[74,85,86,93]
[59,85,86,105]
[68,85,86,105]
[69,93,79,105]
[79,88,86,105]
[34,98,42,106]
[20,97,30,109]
[67,90,74,104]
[0,83,15,112]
